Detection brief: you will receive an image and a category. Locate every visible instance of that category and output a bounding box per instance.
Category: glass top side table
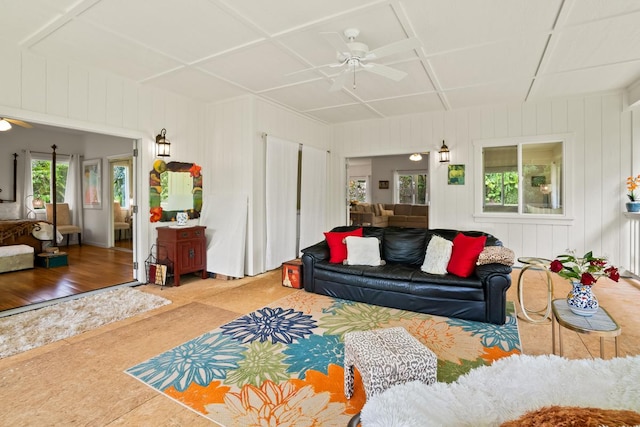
[517,257,553,323]
[551,299,621,358]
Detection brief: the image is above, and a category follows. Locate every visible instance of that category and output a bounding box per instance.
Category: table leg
[615,337,620,358]
[518,264,553,323]
[552,312,556,354]
[558,321,564,356]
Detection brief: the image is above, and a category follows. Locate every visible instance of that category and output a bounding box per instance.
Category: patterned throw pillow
[421,235,453,275]
[476,246,515,266]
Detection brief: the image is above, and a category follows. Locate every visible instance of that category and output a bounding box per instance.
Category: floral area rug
[125,292,521,426]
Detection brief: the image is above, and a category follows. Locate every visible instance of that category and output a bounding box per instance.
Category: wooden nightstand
[156,225,207,286]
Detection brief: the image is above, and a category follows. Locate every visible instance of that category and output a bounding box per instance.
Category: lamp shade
[156,128,171,157]
[409,153,422,161]
[439,140,450,163]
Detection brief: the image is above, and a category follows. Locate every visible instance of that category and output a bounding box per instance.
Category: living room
[1,1,639,425]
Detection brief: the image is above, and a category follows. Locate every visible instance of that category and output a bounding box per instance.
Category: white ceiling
[3,0,640,124]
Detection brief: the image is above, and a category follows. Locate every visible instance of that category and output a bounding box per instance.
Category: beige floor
[0,268,638,426]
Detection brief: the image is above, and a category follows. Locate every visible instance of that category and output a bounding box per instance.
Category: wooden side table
[156,225,207,286]
[551,299,621,358]
[517,257,553,323]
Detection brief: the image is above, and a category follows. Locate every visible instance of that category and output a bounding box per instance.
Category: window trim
[473,133,574,224]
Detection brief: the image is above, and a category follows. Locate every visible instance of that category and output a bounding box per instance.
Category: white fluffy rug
[0,287,170,359]
[361,354,640,427]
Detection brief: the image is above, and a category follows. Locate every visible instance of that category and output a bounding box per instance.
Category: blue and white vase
[566,281,599,316]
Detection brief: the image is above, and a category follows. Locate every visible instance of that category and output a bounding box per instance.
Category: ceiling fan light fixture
[409,153,422,161]
[0,119,12,131]
[439,140,450,163]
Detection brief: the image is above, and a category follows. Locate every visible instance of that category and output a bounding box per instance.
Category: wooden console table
[156,225,207,286]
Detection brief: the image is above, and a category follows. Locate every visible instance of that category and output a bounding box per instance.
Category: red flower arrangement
[549,251,619,286]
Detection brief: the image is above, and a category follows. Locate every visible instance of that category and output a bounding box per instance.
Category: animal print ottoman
[344,326,437,400]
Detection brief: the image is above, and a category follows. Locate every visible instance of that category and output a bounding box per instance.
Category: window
[476,136,565,216]
[348,177,368,203]
[395,171,428,204]
[113,163,131,208]
[31,157,69,205]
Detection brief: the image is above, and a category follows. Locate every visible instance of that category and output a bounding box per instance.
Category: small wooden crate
[36,252,68,268]
[282,259,303,289]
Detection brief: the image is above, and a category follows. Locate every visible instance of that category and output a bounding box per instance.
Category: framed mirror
[149,160,203,222]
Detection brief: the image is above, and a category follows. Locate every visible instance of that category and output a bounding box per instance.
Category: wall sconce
[438,140,450,163]
[155,128,171,157]
[409,153,422,161]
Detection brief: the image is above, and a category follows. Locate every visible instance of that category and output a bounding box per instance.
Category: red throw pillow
[447,233,487,277]
[324,228,363,263]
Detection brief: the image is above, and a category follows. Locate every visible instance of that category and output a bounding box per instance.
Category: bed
[0,206,45,254]
[0,151,63,254]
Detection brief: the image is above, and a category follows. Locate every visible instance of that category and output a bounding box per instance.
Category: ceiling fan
[0,117,33,131]
[319,28,421,92]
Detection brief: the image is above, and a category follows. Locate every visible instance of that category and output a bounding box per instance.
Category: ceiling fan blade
[363,63,407,81]
[320,32,352,56]
[329,70,349,92]
[366,37,422,60]
[5,118,33,128]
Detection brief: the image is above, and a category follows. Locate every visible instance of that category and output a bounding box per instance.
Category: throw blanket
[360,354,640,427]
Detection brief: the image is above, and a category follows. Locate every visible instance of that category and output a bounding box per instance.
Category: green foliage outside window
[113,165,127,206]
[31,160,69,204]
[484,171,518,205]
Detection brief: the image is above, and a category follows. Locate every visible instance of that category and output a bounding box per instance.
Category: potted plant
[549,251,619,316]
[626,175,640,212]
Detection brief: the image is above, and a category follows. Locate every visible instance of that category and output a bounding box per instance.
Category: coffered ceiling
[2,0,640,124]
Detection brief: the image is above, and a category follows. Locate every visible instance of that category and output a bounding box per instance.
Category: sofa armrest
[301,240,330,293]
[475,264,513,325]
[301,240,329,261]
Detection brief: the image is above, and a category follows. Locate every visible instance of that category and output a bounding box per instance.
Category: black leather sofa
[301,226,512,325]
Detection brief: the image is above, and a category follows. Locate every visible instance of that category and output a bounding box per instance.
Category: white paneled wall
[333,94,633,269]
[0,46,205,281]
[206,96,331,275]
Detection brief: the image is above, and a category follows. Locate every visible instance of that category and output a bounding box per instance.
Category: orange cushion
[324,228,363,263]
[447,233,486,277]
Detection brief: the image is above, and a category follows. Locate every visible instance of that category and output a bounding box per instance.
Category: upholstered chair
[113,202,130,240]
[45,203,82,246]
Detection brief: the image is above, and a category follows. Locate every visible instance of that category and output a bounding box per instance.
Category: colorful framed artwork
[82,158,102,209]
[448,164,465,185]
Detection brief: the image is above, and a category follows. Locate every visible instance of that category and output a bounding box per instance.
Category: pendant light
[438,140,450,163]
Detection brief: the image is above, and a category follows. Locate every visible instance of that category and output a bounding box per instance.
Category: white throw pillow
[344,236,384,266]
[421,235,453,275]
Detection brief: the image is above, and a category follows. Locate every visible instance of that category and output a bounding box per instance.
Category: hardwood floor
[0,244,134,312]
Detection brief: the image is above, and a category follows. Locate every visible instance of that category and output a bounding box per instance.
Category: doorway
[110,156,134,251]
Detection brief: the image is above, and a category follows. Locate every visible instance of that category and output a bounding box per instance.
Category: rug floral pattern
[126,293,521,426]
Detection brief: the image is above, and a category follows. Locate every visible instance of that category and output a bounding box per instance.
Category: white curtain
[65,154,83,228]
[299,145,327,253]
[265,135,299,271]
[23,150,34,218]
